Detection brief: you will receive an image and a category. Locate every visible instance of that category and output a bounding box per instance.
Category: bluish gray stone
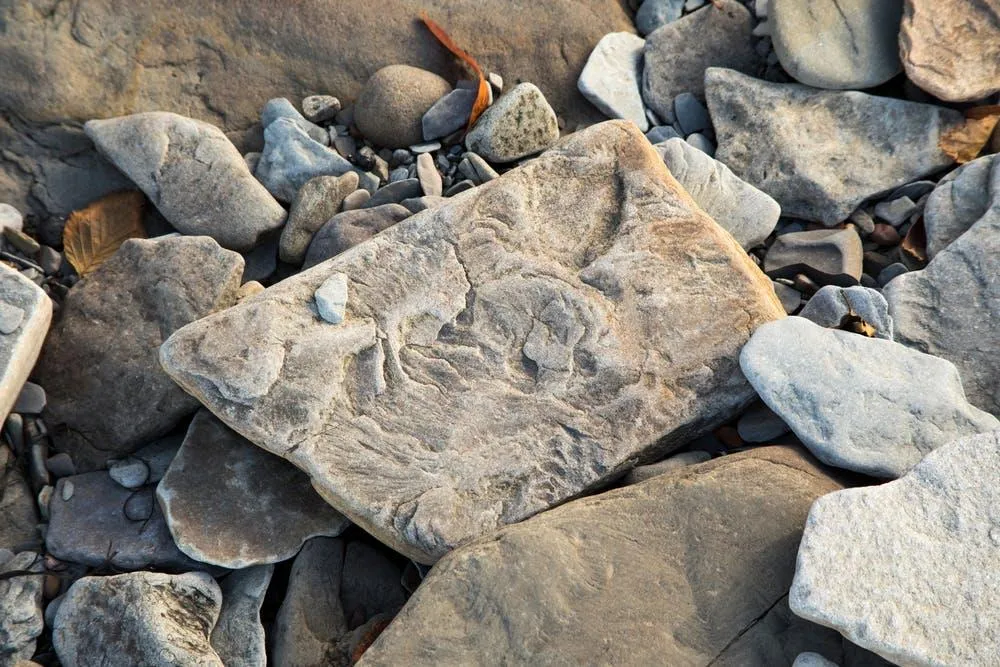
[261,98,329,145]
[302,204,412,269]
[635,0,684,35]
[737,402,790,443]
[316,273,348,325]
[876,262,908,287]
[422,89,477,141]
[646,126,681,144]
[211,565,273,667]
[577,32,648,130]
[798,285,893,340]
[363,179,423,208]
[923,154,998,259]
[673,92,711,135]
[685,132,715,156]
[873,196,917,226]
[12,381,45,414]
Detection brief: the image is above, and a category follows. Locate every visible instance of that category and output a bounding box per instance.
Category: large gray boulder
[885,203,1000,416]
[85,113,286,251]
[359,447,841,665]
[791,431,1000,665]
[34,237,244,471]
[54,571,224,667]
[157,411,349,569]
[706,68,960,224]
[159,121,784,563]
[0,264,51,422]
[740,317,998,478]
[923,153,999,259]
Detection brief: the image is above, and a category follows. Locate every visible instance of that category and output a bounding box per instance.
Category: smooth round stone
[341,189,372,211]
[877,262,908,287]
[46,453,76,478]
[13,382,45,414]
[673,93,711,135]
[771,0,903,89]
[685,132,715,156]
[0,302,25,335]
[108,458,150,489]
[355,65,452,149]
[123,488,155,521]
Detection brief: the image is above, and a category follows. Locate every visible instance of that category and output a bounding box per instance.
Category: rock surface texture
[707,68,960,224]
[210,565,273,667]
[741,317,998,478]
[160,121,784,563]
[34,237,244,471]
[85,113,286,251]
[577,32,648,131]
[791,432,1000,665]
[0,265,51,421]
[0,550,43,664]
[464,84,560,163]
[923,154,998,259]
[360,447,841,665]
[354,66,452,149]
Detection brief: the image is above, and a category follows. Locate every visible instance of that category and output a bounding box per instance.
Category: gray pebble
[315,273,349,325]
[877,262,908,287]
[645,107,663,127]
[334,106,354,128]
[860,273,879,289]
[61,480,74,501]
[13,382,45,414]
[848,209,876,234]
[38,246,62,275]
[798,284,893,340]
[416,153,443,197]
[391,149,413,167]
[109,457,151,489]
[46,453,76,478]
[333,135,357,161]
[0,302,25,334]
[4,414,23,455]
[756,0,769,18]
[623,450,711,484]
[422,88,477,141]
[673,93,712,135]
[400,196,447,214]
[888,180,935,202]
[772,281,802,314]
[463,152,499,183]
[444,179,477,197]
[30,442,50,489]
[363,179,423,208]
[301,95,342,123]
[685,132,716,156]
[389,167,410,183]
[342,189,371,211]
[874,196,918,227]
[737,402,791,442]
[0,203,23,234]
[243,152,261,173]
[646,125,681,144]
[123,489,155,522]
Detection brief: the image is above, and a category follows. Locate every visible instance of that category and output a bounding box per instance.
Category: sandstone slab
[790,431,1000,665]
[360,447,841,664]
[160,121,784,563]
[85,113,286,251]
[210,565,273,667]
[741,317,998,478]
[157,411,349,568]
[0,265,50,422]
[707,68,961,224]
[34,237,243,471]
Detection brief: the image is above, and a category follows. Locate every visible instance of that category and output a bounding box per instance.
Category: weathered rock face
[0,467,38,552]
[899,0,1000,102]
[85,113,287,251]
[53,571,224,667]
[884,205,1000,416]
[157,411,350,569]
[0,265,51,422]
[359,447,841,665]
[923,153,998,259]
[34,237,244,471]
[210,565,273,667]
[706,68,960,224]
[741,317,998,478]
[0,550,44,664]
[790,432,1000,666]
[0,0,632,221]
[160,121,784,563]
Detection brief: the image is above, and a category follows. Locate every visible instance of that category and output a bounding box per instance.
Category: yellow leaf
[420,13,491,129]
[939,105,1000,164]
[63,191,146,277]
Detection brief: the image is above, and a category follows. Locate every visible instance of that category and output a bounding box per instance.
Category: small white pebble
[315,273,349,325]
[61,480,75,501]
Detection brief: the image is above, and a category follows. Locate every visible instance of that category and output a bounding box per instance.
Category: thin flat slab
[0,265,51,422]
[160,121,784,563]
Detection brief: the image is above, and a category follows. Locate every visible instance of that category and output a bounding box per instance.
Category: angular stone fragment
[899,0,1000,102]
[315,273,350,325]
[923,153,998,259]
[47,472,203,570]
[160,121,784,563]
[771,0,903,89]
[54,571,224,667]
[642,0,761,120]
[884,205,1000,415]
[280,173,360,265]
[577,32,648,131]
[34,237,243,471]
[790,432,1000,665]
[157,411,349,569]
[0,265,50,422]
[422,89,477,142]
[261,97,328,145]
[360,447,840,664]
[302,204,412,269]
[465,83,560,163]
[210,565,273,667]
[798,285,893,340]
[707,68,961,224]
[0,467,39,552]
[85,113,286,251]
[741,317,998,478]
[765,229,863,287]
[0,550,43,664]
[659,138,780,248]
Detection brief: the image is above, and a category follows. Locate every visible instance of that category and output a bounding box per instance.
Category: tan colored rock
[0,265,51,422]
[899,0,1000,102]
[359,447,842,665]
[160,121,784,564]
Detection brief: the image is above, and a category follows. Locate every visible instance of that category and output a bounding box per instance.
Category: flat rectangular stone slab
[161,120,784,563]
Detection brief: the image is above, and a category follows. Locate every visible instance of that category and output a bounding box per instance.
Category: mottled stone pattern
[161,121,784,563]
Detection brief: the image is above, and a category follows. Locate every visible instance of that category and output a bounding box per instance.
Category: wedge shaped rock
[923,153,999,259]
[790,432,1000,665]
[740,317,998,478]
[157,411,349,568]
[707,68,960,224]
[360,447,841,665]
[160,121,784,563]
[85,113,287,251]
[0,265,51,422]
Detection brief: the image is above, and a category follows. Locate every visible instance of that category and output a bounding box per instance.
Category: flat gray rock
[465,83,559,163]
[35,237,243,471]
[279,172,361,265]
[577,32,648,131]
[707,68,961,224]
[0,550,43,664]
[885,205,1000,416]
[47,471,204,570]
[740,317,998,478]
[923,153,998,259]
[790,431,1000,665]
[362,179,422,209]
[658,137,780,248]
[261,97,328,145]
[54,571,224,667]
[157,411,349,568]
[642,0,761,120]
[798,285,893,340]
[159,121,784,563]
[0,265,50,422]
[302,204,412,269]
[422,88,477,142]
[360,447,841,665]
[85,112,286,251]
[210,565,273,667]
[256,118,378,202]
[765,229,863,287]
[771,0,903,89]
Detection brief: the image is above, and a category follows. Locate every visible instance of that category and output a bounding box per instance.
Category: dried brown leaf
[63,190,146,277]
[939,105,1000,164]
[420,13,490,129]
[900,216,927,267]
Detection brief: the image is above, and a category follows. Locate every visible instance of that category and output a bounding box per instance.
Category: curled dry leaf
[419,13,491,129]
[938,105,1000,164]
[63,190,146,277]
[900,216,928,267]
